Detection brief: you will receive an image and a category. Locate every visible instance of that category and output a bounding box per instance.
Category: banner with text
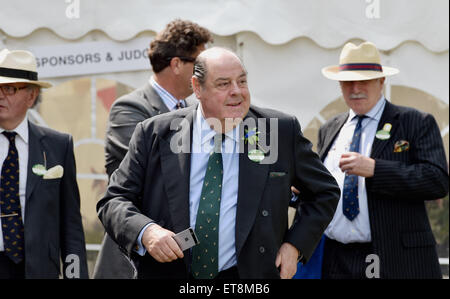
[29,38,151,78]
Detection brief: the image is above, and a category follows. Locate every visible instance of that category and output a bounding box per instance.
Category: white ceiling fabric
[1,0,448,52]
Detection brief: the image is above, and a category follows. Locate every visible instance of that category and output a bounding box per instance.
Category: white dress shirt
[0,116,29,252]
[323,96,386,243]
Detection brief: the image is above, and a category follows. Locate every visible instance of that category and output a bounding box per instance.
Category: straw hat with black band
[0,49,52,88]
[322,41,399,81]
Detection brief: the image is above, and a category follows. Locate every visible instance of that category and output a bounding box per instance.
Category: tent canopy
[1,0,448,52]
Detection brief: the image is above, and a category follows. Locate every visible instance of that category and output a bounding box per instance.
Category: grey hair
[193,47,247,87]
[28,85,42,109]
[193,55,208,86]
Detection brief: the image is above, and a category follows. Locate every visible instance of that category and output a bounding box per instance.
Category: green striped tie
[192,134,224,279]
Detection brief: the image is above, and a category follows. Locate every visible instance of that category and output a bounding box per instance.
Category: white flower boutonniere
[32,164,47,176]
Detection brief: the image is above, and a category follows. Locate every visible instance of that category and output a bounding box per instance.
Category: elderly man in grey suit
[97,47,340,279]
[93,19,212,279]
[0,49,88,279]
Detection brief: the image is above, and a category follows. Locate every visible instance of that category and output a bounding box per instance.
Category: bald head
[193,47,246,86]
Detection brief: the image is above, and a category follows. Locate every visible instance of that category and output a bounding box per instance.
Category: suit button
[259,246,265,254]
[261,210,269,217]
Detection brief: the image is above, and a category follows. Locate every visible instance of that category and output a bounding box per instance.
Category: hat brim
[0,76,52,88]
[322,65,399,81]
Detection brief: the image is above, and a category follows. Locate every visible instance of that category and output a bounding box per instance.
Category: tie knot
[354,115,367,126]
[176,101,184,109]
[2,131,17,142]
[213,134,226,152]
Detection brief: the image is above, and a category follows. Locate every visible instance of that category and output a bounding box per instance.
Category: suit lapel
[158,107,196,233]
[235,110,270,257]
[185,97,198,108]
[319,113,348,160]
[26,122,44,202]
[143,83,170,115]
[370,101,400,158]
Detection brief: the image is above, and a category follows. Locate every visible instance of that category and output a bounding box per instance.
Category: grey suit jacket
[317,100,449,278]
[97,105,340,279]
[24,122,88,278]
[94,82,197,278]
[105,82,197,177]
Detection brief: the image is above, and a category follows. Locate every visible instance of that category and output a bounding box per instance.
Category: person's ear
[26,86,39,108]
[191,76,201,99]
[170,57,182,75]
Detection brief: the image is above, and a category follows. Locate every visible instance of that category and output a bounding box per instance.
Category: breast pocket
[38,179,61,208]
[40,178,61,188]
[266,171,290,197]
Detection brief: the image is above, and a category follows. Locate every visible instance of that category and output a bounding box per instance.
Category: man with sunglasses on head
[93,19,212,279]
[0,49,88,279]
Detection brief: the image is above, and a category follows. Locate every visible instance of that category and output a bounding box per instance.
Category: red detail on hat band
[339,63,383,72]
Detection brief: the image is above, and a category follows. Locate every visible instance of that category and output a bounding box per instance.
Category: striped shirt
[149,76,186,110]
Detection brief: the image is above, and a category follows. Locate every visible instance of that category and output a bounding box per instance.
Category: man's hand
[339,152,375,177]
[142,224,184,263]
[275,242,299,279]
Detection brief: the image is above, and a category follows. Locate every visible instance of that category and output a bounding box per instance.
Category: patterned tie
[342,115,366,221]
[191,134,224,279]
[176,101,184,109]
[0,131,24,263]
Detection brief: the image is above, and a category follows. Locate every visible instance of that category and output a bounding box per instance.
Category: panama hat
[0,49,52,88]
[322,41,399,81]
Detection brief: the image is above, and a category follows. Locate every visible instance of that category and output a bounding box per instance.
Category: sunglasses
[166,56,196,63]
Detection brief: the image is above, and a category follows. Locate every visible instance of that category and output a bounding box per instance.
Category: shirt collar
[149,76,186,111]
[195,104,240,146]
[0,115,29,144]
[348,94,386,123]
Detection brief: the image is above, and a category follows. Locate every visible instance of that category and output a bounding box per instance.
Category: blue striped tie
[342,115,366,221]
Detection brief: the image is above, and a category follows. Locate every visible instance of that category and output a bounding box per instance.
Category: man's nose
[351,81,366,92]
[229,81,241,96]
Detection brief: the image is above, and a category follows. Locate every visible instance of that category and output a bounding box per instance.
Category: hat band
[339,63,383,72]
[0,67,38,81]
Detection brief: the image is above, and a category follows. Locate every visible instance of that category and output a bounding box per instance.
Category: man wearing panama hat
[316,41,448,279]
[0,49,88,278]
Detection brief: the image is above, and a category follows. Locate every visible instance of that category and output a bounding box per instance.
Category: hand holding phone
[173,227,199,251]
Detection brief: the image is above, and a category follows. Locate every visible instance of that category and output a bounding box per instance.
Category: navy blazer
[23,122,88,278]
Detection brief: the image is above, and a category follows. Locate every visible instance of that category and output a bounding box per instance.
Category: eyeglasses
[0,85,29,96]
[166,56,196,63]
